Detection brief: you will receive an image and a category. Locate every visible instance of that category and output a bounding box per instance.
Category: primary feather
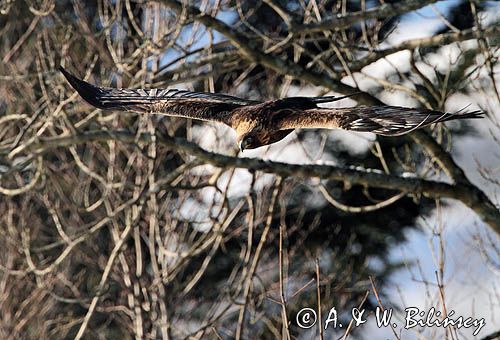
[272,106,483,136]
[59,66,255,124]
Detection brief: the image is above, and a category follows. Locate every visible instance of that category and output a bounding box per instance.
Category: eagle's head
[238,129,294,151]
[238,133,262,151]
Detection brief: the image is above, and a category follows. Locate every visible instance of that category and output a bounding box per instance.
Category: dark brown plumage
[60,66,483,151]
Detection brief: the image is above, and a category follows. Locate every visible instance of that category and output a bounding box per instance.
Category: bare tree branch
[350,25,500,72]
[291,0,440,34]
[10,129,499,233]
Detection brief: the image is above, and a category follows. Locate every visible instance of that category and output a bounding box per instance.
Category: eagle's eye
[240,135,255,151]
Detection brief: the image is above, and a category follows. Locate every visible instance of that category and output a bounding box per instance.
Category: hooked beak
[239,140,245,152]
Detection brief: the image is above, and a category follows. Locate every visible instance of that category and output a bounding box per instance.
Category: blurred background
[0,0,498,339]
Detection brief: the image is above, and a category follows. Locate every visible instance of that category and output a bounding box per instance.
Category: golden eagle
[60,66,483,151]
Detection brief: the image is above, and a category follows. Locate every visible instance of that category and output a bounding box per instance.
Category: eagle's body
[60,66,483,150]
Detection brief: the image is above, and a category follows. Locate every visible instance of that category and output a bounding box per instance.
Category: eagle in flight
[60,66,483,151]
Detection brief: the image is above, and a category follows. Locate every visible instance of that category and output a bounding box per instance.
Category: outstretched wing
[60,66,257,124]
[272,106,483,136]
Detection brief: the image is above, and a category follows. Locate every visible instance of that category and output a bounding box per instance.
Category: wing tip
[439,109,485,123]
[59,65,105,109]
[460,110,485,119]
